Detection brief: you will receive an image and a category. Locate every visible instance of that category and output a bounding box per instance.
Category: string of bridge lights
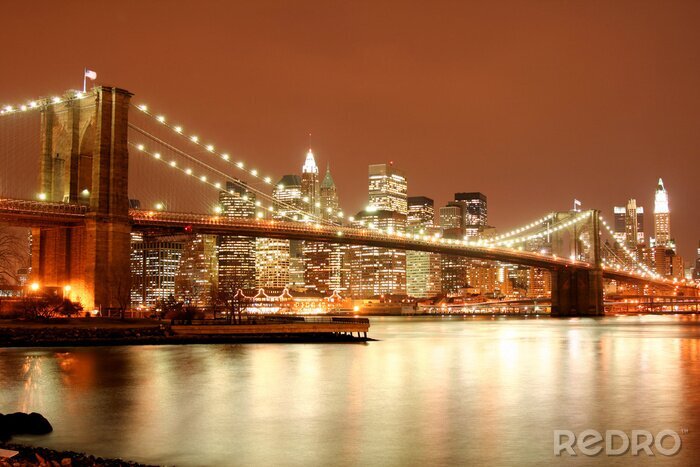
[0,91,89,116]
[482,211,592,248]
[129,124,347,225]
[133,103,277,189]
[598,214,660,279]
[485,213,555,244]
[130,104,348,223]
[131,141,348,224]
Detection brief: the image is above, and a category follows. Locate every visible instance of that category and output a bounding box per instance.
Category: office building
[653,178,672,248]
[130,233,184,307]
[175,234,218,307]
[368,163,408,215]
[349,208,407,297]
[218,181,256,293]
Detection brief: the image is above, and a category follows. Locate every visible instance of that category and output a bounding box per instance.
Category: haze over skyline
[1,0,698,260]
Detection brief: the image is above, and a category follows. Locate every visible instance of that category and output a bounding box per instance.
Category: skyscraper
[301,149,321,216]
[304,163,350,294]
[407,196,435,227]
[614,199,644,249]
[454,192,487,232]
[439,202,468,294]
[218,181,256,293]
[175,234,218,307]
[320,163,340,220]
[256,237,291,288]
[368,163,408,215]
[406,196,441,298]
[439,202,465,234]
[653,178,671,248]
[274,175,304,219]
[254,175,301,289]
[349,208,407,297]
[130,233,184,307]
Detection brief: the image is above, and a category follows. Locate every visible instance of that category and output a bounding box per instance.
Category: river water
[2,315,700,466]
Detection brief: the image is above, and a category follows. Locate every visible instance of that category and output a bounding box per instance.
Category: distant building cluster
[128,150,697,311]
[605,179,687,283]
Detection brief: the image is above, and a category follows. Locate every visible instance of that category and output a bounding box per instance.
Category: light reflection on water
[1,315,700,466]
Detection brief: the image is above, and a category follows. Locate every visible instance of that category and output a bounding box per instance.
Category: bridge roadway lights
[550,266,604,317]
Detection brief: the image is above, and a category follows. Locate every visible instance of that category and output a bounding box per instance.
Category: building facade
[368,163,408,215]
[653,178,672,248]
[175,234,218,307]
[406,196,441,298]
[349,208,407,297]
[130,233,184,307]
[218,181,256,293]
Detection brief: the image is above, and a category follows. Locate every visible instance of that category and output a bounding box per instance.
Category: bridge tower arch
[549,209,604,316]
[32,86,132,311]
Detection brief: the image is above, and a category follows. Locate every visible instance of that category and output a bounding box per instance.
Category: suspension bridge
[0,86,696,315]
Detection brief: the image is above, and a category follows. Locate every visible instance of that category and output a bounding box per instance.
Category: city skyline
[1,1,698,262]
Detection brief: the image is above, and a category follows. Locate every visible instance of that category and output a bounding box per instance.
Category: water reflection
[1,316,700,465]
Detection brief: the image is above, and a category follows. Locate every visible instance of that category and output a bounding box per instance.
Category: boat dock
[170,315,370,340]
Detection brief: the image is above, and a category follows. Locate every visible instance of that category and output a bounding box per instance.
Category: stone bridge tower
[548,209,604,316]
[31,86,132,310]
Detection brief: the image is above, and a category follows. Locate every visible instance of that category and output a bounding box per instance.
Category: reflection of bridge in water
[1,86,698,316]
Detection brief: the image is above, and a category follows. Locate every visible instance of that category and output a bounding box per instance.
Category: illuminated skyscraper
[439,203,465,234]
[368,163,408,215]
[255,175,301,289]
[612,199,645,249]
[301,149,321,216]
[406,196,441,298]
[454,192,487,232]
[130,233,184,307]
[320,163,340,220]
[439,202,467,294]
[256,237,291,288]
[349,208,407,297]
[175,234,218,307]
[304,164,349,294]
[407,196,435,227]
[218,181,256,293]
[274,175,304,219]
[347,163,408,298]
[653,178,671,248]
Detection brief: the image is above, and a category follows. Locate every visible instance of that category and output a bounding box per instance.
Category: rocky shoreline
[0,443,154,467]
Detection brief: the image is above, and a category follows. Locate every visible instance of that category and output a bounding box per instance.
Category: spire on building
[302,149,318,174]
[321,162,335,189]
[654,178,669,214]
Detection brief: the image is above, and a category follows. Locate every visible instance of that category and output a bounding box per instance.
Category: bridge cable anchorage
[597,214,663,280]
[129,141,340,224]
[131,103,348,221]
[0,90,91,117]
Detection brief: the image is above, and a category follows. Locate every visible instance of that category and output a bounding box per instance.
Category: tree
[58,299,83,317]
[110,272,131,319]
[0,226,28,285]
[16,293,63,320]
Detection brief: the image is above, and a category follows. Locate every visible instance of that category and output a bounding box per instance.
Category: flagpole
[83,68,86,93]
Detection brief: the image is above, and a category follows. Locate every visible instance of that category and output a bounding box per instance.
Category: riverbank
[0,442,154,466]
[0,318,372,347]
